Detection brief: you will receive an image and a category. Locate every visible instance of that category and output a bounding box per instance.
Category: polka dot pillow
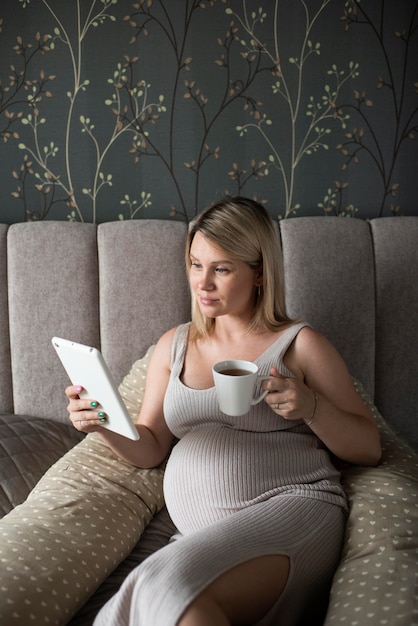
[325,380,418,625]
[0,345,165,625]
[0,357,416,626]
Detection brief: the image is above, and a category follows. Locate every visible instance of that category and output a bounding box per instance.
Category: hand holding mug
[212,359,272,416]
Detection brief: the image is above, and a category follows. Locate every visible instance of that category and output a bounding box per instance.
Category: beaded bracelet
[304,391,318,426]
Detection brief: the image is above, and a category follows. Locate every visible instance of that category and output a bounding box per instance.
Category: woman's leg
[178,554,290,626]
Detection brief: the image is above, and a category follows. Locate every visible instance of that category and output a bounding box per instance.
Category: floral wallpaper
[0,0,417,224]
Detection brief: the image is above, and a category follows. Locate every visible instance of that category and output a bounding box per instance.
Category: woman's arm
[264,327,382,466]
[66,329,176,468]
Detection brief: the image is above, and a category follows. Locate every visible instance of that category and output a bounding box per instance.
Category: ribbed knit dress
[94,322,348,626]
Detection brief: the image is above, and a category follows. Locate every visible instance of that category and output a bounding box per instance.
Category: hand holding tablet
[52,337,140,440]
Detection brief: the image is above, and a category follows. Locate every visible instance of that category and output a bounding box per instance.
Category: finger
[262,378,287,394]
[67,399,101,415]
[263,389,286,413]
[79,411,107,424]
[269,366,287,379]
[70,411,107,430]
[65,385,83,399]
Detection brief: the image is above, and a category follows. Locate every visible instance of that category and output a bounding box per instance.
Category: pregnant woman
[66,196,381,625]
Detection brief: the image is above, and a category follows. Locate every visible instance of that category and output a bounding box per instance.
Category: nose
[198,269,214,291]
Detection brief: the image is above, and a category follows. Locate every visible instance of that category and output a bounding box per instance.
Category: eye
[215,266,230,274]
[190,261,202,270]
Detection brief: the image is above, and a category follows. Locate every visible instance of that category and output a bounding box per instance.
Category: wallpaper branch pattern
[0,0,416,224]
[338,0,418,217]
[229,0,359,217]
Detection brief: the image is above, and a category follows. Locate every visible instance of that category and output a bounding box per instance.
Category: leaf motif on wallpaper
[1,0,416,223]
[337,0,417,216]
[118,191,152,220]
[318,181,358,218]
[4,1,125,221]
[124,1,278,220]
[0,29,53,146]
[226,160,269,201]
[78,55,165,221]
[6,1,166,222]
[226,0,362,218]
[0,25,68,222]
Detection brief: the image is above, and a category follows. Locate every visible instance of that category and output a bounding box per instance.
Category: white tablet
[52,337,140,440]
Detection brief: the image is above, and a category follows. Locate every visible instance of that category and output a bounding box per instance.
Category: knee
[178,555,290,626]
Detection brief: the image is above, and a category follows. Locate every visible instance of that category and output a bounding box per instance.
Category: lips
[199,296,219,306]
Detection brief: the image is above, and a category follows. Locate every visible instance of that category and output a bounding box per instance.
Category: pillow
[324,380,418,625]
[0,345,165,625]
[0,414,83,517]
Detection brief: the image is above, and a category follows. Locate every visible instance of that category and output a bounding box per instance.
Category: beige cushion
[325,380,418,625]
[1,351,416,626]
[0,346,164,625]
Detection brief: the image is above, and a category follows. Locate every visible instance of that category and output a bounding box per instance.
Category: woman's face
[189,231,259,321]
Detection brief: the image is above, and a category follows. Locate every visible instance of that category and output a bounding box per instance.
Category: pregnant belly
[163,425,286,535]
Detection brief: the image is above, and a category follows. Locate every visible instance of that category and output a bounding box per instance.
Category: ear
[255,266,263,286]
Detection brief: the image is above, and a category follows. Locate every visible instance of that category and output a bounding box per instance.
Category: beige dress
[94,322,347,626]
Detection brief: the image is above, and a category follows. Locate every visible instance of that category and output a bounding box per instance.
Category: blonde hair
[186,197,294,338]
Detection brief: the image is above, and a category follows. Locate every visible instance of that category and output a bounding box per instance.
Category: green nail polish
[98,411,105,417]
[99,418,106,423]
[90,401,98,408]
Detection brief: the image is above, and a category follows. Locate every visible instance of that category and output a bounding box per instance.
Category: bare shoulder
[150,326,178,368]
[286,325,340,369]
[139,326,178,412]
[294,325,331,345]
[290,325,374,417]
[286,324,352,387]
[155,326,178,350]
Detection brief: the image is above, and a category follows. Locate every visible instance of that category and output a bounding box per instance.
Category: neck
[210,316,266,342]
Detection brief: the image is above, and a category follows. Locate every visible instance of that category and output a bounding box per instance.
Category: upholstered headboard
[1,217,417,449]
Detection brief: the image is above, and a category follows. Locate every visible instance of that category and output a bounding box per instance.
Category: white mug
[212,359,271,416]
